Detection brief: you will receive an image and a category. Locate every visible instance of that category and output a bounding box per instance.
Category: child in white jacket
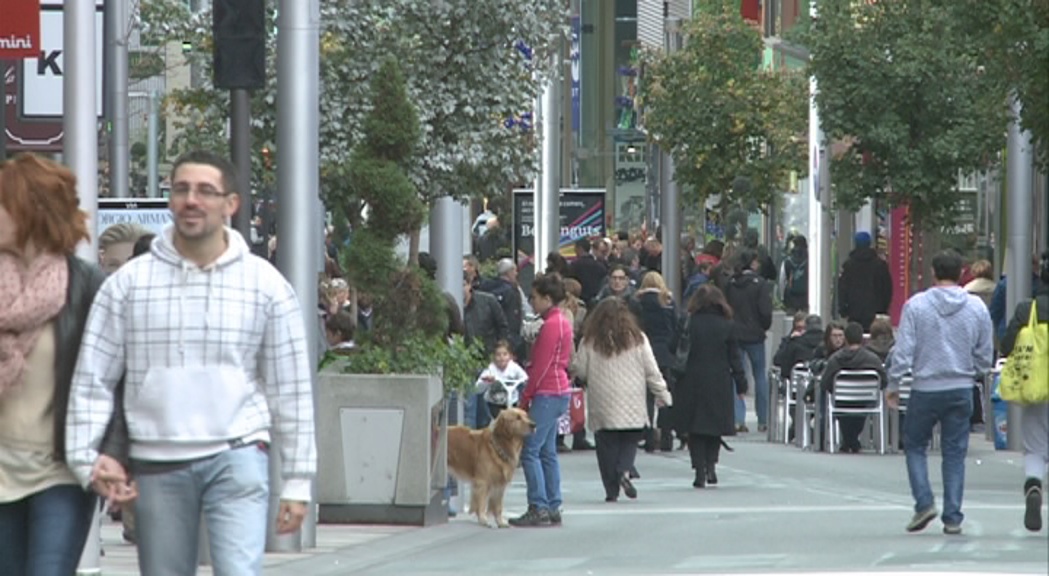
[476,340,528,410]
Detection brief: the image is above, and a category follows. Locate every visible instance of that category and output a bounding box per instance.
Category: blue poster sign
[570,15,581,134]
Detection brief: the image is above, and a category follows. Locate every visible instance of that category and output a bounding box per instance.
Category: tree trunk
[408,227,421,266]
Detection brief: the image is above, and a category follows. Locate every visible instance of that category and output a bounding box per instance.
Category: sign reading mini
[0,0,40,59]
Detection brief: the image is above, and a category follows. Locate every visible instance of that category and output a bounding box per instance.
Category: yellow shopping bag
[1000,300,1049,404]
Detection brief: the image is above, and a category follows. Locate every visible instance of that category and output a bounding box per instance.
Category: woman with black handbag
[673,284,747,488]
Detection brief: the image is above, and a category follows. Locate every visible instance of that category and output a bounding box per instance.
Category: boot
[1024,477,1043,532]
[705,463,718,486]
[659,428,674,452]
[693,466,706,488]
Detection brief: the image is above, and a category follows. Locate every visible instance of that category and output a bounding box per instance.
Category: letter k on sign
[0,0,40,59]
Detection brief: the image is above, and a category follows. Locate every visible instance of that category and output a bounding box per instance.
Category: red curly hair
[0,153,89,255]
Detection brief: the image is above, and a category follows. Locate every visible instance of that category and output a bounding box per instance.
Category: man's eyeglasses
[610,275,628,281]
[171,183,232,200]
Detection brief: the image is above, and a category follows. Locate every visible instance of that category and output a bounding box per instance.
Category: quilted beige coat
[570,335,672,431]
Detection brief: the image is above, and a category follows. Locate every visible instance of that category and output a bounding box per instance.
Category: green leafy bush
[322,335,485,396]
[332,58,485,390]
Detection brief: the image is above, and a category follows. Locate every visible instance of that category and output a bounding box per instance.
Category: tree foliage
[802,1,1009,230]
[946,0,1049,170]
[343,60,439,344]
[139,0,566,218]
[638,7,807,211]
[338,59,485,390]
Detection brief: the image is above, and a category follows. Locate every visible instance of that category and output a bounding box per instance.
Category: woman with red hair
[0,153,129,575]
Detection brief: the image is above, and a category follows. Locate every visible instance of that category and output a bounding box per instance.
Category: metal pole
[231,88,253,239]
[273,0,320,553]
[539,51,561,264]
[71,0,100,568]
[660,17,682,298]
[68,0,99,263]
[806,70,830,315]
[1005,93,1033,452]
[532,92,546,263]
[147,90,160,197]
[431,196,465,309]
[106,0,130,198]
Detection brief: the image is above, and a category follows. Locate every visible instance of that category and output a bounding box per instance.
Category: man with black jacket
[774,314,824,379]
[838,231,893,332]
[567,238,607,305]
[725,249,774,432]
[478,258,524,352]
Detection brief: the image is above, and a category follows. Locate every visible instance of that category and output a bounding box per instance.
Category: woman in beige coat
[570,298,672,502]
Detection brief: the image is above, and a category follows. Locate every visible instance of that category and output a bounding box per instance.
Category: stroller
[482,376,528,421]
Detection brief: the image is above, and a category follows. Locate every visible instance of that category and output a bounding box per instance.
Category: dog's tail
[720,439,734,452]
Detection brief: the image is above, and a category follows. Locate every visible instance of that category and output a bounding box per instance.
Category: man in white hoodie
[65,151,317,575]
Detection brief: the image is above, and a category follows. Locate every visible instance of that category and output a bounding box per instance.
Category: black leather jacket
[52,256,128,465]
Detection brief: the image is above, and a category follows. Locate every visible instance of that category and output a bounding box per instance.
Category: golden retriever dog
[447,407,535,528]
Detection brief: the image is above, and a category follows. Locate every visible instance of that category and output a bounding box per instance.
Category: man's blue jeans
[522,394,570,512]
[904,387,973,526]
[736,341,769,427]
[133,445,270,576]
[0,484,97,576]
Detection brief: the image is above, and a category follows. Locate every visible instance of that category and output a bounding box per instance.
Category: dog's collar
[490,437,514,464]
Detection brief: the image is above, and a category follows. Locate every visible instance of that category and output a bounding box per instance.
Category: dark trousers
[595,429,643,498]
[837,415,867,451]
[688,434,722,473]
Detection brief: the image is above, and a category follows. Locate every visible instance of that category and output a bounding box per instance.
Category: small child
[325,310,356,354]
[476,340,528,391]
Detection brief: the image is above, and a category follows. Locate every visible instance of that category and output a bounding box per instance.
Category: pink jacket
[523,306,573,403]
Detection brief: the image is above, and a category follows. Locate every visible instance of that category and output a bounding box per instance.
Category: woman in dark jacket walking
[674,284,747,488]
[635,272,678,452]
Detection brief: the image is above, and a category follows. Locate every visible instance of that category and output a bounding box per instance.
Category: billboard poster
[98,198,172,239]
[512,188,605,260]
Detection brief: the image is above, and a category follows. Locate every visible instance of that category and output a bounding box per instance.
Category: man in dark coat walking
[725,249,774,433]
[838,231,893,332]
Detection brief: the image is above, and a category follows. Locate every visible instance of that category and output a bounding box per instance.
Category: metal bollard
[811,382,823,452]
[984,370,996,442]
[794,383,809,449]
[767,371,780,442]
[75,505,102,575]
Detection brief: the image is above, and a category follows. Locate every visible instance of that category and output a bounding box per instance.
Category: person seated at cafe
[819,322,887,453]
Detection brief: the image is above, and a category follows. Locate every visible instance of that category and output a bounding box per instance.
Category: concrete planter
[315,370,448,526]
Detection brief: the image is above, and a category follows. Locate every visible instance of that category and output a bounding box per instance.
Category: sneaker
[619,473,638,499]
[943,524,963,535]
[1024,479,1043,532]
[906,507,938,533]
[548,509,562,525]
[508,505,551,527]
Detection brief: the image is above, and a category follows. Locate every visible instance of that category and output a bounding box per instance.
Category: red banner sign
[0,0,41,59]
[888,206,911,325]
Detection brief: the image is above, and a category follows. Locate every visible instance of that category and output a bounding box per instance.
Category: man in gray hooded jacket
[888,251,994,536]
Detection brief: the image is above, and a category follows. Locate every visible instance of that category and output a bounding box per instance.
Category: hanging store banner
[0,0,40,59]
